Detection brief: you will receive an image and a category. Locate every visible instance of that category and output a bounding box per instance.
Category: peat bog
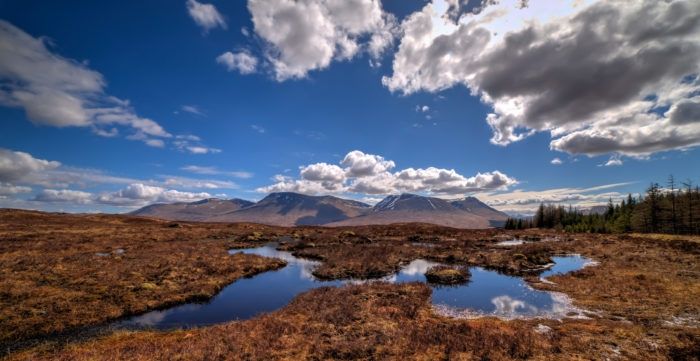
[1,210,699,360]
[118,244,591,329]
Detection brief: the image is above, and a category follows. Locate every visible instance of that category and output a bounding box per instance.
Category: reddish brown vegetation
[9,283,699,361]
[0,210,286,349]
[1,210,699,360]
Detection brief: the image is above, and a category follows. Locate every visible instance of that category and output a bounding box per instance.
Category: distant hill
[582,205,609,215]
[130,192,507,229]
[327,194,508,229]
[130,198,254,221]
[450,196,509,227]
[209,192,371,226]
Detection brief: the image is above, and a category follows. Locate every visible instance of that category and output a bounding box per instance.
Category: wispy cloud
[474,182,638,215]
[180,105,205,116]
[0,21,173,148]
[186,0,226,33]
[600,156,623,167]
[293,130,325,140]
[181,165,253,179]
[0,21,215,151]
[173,135,221,154]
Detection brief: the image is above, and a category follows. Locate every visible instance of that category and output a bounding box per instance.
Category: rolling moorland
[1,209,698,360]
[2,0,700,359]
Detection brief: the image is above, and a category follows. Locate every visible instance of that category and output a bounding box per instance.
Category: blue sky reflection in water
[119,245,591,329]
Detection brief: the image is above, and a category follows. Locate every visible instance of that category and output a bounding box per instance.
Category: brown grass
[2,211,700,360]
[280,230,560,280]
[0,210,286,350]
[9,283,698,361]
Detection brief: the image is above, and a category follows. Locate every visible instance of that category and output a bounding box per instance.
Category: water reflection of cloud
[494,239,529,246]
[298,263,318,281]
[128,310,167,326]
[126,303,206,327]
[233,246,321,281]
[122,246,596,328]
[345,274,397,285]
[400,259,441,276]
[548,292,587,318]
[435,284,589,320]
[347,259,440,284]
[491,295,537,314]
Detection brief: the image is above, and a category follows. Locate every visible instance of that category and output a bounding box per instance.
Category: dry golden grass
[628,232,700,243]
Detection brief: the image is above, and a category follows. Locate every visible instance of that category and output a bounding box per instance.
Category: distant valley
[130,192,508,228]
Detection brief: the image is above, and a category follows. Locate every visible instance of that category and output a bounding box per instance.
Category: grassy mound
[425,265,470,285]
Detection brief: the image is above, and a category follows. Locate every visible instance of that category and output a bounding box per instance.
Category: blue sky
[1,0,699,215]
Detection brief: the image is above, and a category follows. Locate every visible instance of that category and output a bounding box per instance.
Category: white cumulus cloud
[247,0,397,80]
[257,150,517,197]
[217,50,258,74]
[95,183,212,206]
[0,183,31,196]
[0,149,61,183]
[382,0,700,157]
[33,189,93,204]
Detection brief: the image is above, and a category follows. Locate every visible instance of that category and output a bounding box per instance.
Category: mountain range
[130,192,508,228]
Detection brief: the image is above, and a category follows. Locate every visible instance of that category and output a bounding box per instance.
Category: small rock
[534,324,552,334]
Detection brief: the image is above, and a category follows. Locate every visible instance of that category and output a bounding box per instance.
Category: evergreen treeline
[505,176,700,235]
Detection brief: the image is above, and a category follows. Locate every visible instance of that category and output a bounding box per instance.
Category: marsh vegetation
[1,210,698,360]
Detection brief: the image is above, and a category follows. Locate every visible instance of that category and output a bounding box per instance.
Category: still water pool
[118,244,592,329]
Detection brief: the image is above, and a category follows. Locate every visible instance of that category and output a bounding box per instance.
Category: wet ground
[119,244,592,329]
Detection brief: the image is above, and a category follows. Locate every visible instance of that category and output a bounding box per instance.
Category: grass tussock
[424,265,470,285]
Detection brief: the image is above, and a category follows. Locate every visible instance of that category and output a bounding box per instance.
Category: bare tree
[683,180,693,234]
[668,175,677,234]
[647,183,661,233]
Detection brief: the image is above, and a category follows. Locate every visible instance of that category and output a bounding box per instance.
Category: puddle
[494,239,530,246]
[117,245,592,329]
[494,236,564,246]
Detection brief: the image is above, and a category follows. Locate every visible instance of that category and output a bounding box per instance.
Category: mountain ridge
[129,198,254,222]
[131,192,507,228]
